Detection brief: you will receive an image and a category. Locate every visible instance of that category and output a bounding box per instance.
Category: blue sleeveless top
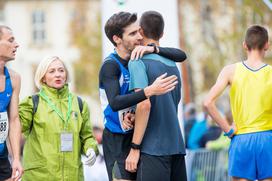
[0,67,12,157]
[99,53,135,134]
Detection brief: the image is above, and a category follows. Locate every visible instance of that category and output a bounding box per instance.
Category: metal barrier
[186,149,231,181]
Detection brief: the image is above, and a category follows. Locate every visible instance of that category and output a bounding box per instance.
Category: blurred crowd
[184,103,232,151]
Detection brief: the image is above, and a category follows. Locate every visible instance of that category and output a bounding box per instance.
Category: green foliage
[70,2,102,98]
[184,0,272,95]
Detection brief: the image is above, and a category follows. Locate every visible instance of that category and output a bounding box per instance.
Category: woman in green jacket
[19,56,98,181]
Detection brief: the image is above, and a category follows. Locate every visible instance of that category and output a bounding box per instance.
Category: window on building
[32,10,46,44]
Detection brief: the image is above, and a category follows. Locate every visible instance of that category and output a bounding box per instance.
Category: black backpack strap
[77,96,83,114]
[32,94,39,115]
[30,94,39,133]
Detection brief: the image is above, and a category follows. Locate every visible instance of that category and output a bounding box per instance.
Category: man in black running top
[99,11,186,181]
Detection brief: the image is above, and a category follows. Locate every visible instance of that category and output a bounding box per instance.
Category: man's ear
[159,31,164,39]
[243,41,249,51]
[264,42,269,51]
[139,28,144,36]
[113,35,121,45]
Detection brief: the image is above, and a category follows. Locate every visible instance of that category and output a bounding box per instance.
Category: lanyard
[39,90,72,129]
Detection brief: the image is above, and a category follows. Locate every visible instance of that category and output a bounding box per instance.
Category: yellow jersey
[230,62,272,134]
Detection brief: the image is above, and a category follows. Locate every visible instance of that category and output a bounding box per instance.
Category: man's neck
[246,49,265,64]
[0,60,5,75]
[115,47,130,61]
[142,38,159,46]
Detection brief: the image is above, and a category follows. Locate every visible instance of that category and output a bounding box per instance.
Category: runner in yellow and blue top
[204,25,272,181]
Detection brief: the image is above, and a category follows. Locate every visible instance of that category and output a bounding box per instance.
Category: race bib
[0,112,9,143]
[118,107,135,132]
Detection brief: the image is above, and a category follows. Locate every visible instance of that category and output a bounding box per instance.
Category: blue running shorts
[229,130,272,180]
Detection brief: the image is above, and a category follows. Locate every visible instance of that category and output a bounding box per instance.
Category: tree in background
[70,0,102,97]
[179,0,272,105]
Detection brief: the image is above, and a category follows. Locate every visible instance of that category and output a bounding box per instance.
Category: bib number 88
[0,122,7,132]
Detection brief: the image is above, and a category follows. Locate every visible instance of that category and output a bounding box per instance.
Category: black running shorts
[0,157,12,181]
[102,128,137,181]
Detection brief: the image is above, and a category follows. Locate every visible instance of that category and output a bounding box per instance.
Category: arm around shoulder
[158,47,187,62]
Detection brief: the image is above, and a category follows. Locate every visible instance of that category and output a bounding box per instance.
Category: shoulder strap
[77,96,83,114]
[104,56,112,62]
[29,94,39,134]
[32,94,39,114]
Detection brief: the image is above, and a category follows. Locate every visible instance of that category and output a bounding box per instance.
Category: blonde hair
[34,56,70,89]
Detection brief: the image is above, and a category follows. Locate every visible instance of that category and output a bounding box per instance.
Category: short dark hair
[0,25,11,40]
[104,12,137,46]
[245,25,268,51]
[140,11,164,41]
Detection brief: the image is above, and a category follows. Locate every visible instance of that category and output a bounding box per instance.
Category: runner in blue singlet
[0,25,23,181]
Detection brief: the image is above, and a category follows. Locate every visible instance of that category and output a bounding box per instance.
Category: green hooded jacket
[19,84,98,181]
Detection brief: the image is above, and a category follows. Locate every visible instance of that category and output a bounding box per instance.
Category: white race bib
[0,112,9,143]
[118,107,135,132]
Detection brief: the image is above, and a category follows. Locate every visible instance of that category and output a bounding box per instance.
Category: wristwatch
[147,43,158,53]
[131,142,141,150]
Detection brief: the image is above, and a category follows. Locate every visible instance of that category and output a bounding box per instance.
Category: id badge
[60,132,73,152]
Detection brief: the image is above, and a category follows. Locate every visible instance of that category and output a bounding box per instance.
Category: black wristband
[147,43,157,53]
[131,142,141,150]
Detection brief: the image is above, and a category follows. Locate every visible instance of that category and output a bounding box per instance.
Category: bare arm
[131,92,151,146]
[203,64,236,134]
[8,70,23,180]
[125,89,151,173]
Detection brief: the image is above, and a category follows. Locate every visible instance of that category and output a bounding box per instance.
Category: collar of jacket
[40,84,69,99]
